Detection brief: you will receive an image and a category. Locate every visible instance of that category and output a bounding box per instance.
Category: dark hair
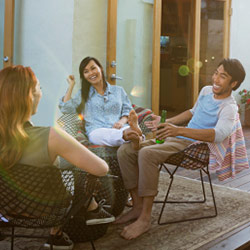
[77,57,106,113]
[218,58,246,91]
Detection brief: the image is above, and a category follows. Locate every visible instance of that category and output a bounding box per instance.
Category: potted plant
[238,89,250,126]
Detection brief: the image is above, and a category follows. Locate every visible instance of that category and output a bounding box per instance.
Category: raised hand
[66,75,75,87]
[144,114,161,131]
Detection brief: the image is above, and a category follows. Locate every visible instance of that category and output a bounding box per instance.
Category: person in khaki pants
[115,58,246,240]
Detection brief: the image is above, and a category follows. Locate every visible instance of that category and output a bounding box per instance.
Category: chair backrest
[0,164,98,228]
[57,113,84,138]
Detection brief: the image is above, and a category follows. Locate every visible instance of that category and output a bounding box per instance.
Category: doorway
[160,0,231,118]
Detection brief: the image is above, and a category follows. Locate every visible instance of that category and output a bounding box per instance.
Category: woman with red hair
[0,65,114,249]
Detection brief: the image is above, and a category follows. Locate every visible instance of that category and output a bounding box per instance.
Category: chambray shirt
[59,82,132,136]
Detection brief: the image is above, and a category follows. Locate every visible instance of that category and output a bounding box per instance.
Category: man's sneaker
[44,232,73,250]
[86,199,115,225]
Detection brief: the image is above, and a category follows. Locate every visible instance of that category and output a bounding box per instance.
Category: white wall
[72,0,107,92]
[14,0,74,126]
[230,0,250,100]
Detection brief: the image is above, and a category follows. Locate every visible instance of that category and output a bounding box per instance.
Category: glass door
[106,0,154,109]
[160,0,231,117]
[160,0,196,117]
[199,0,230,90]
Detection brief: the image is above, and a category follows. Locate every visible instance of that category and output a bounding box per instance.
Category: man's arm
[145,110,193,131]
[156,123,216,142]
[166,110,193,125]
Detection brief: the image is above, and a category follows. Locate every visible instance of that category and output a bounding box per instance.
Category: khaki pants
[117,137,193,197]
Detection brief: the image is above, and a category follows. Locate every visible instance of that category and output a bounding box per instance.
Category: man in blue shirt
[116,58,246,240]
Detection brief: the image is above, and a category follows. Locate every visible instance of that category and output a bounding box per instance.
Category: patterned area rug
[2,173,250,250]
[75,172,250,250]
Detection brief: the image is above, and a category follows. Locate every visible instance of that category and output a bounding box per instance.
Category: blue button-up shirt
[59,82,132,136]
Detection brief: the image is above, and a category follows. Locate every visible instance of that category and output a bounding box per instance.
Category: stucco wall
[230,0,250,99]
[13,0,74,126]
[72,0,107,92]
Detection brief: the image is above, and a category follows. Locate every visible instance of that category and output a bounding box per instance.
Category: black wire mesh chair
[156,142,218,225]
[56,108,153,217]
[0,164,99,250]
[57,113,129,217]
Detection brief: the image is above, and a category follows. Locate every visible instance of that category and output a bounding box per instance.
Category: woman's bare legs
[122,110,143,150]
[128,110,142,136]
[123,130,141,150]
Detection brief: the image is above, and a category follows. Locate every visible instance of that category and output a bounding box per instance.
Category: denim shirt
[59,82,132,136]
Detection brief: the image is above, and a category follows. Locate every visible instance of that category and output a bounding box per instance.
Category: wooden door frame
[192,0,201,105]
[152,0,161,115]
[106,0,117,85]
[3,0,15,68]
[224,0,232,58]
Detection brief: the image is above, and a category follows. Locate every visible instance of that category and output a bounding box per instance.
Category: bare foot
[114,207,141,224]
[128,110,142,136]
[120,218,151,240]
[123,129,141,150]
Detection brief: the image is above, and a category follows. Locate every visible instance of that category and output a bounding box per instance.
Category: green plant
[238,89,250,111]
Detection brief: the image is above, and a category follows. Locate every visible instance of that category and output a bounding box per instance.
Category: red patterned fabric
[132,104,153,124]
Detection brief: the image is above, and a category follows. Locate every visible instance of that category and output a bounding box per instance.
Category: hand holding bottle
[156,122,181,141]
[156,110,167,144]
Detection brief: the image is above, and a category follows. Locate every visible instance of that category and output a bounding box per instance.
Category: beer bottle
[156,110,167,144]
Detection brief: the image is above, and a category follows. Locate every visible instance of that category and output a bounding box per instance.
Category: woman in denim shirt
[59,57,142,149]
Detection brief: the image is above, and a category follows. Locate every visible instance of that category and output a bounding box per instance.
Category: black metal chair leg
[200,169,206,202]
[207,167,218,217]
[157,168,217,225]
[90,240,96,250]
[11,227,14,250]
[158,175,175,225]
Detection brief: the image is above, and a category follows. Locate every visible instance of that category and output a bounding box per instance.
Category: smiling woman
[58,56,143,149]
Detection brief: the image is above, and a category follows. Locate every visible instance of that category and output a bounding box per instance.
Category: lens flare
[186,58,203,74]
[130,86,144,97]
[178,65,189,76]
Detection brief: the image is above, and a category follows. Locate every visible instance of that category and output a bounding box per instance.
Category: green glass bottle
[156,110,167,144]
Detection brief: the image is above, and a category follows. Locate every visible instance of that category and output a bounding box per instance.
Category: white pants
[88,126,130,147]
